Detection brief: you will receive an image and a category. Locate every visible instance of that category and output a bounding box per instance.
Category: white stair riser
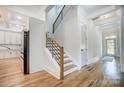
[64,56,69,59]
[64,62,73,67]
[64,58,72,62]
[64,67,78,76]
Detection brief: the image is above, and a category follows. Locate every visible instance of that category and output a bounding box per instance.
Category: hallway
[0,58,124,87]
[60,57,124,87]
[102,56,121,80]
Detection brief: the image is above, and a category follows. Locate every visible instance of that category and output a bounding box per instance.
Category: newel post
[60,47,64,80]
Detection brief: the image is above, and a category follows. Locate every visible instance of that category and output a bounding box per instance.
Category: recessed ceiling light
[17,16,22,20]
[16,24,20,27]
[99,14,109,19]
[9,23,12,26]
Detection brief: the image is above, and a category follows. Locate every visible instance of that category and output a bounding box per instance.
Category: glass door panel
[106,39,116,56]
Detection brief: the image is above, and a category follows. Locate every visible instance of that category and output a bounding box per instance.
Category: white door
[81,24,87,66]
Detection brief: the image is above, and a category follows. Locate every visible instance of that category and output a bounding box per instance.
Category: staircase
[46,33,77,80]
[46,5,77,80]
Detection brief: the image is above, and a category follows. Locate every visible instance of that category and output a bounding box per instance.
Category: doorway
[105,39,116,56]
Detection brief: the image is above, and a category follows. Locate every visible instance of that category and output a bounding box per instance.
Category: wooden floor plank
[0,57,124,87]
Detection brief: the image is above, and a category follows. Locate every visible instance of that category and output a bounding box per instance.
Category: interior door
[81,24,87,66]
[106,39,116,56]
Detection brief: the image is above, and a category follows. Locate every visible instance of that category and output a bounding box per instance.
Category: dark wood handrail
[53,5,65,26]
[53,5,65,33]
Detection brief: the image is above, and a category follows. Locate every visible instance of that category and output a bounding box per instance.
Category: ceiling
[0,5,48,32]
[0,6,28,32]
[10,5,48,13]
[0,5,119,32]
[94,9,121,31]
[82,5,111,14]
[5,5,48,21]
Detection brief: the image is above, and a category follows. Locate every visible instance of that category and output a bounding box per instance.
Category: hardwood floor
[0,57,124,87]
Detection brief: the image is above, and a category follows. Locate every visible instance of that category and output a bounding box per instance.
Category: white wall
[53,6,102,68]
[86,20,101,64]
[44,49,60,79]
[77,6,87,50]
[95,26,103,58]
[29,17,46,73]
[54,6,81,68]
[29,17,60,78]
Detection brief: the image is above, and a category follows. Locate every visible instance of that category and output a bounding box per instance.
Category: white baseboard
[30,68,44,74]
[87,56,100,65]
[43,65,60,79]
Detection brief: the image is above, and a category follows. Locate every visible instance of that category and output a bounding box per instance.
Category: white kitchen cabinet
[4,32,10,44]
[12,33,16,44]
[0,31,5,44]
[0,30,23,59]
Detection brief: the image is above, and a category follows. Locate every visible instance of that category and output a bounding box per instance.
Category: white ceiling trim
[6,6,47,21]
[87,6,116,19]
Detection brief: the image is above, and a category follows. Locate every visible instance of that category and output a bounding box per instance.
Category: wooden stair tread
[64,64,77,72]
[64,55,69,58]
[64,59,72,64]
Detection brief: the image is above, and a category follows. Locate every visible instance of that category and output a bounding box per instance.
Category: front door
[106,39,116,56]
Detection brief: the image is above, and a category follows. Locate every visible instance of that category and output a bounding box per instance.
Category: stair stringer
[43,48,60,79]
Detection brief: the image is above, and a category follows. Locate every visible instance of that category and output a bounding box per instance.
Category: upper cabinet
[0,30,22,45]
[0,31,4,44]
